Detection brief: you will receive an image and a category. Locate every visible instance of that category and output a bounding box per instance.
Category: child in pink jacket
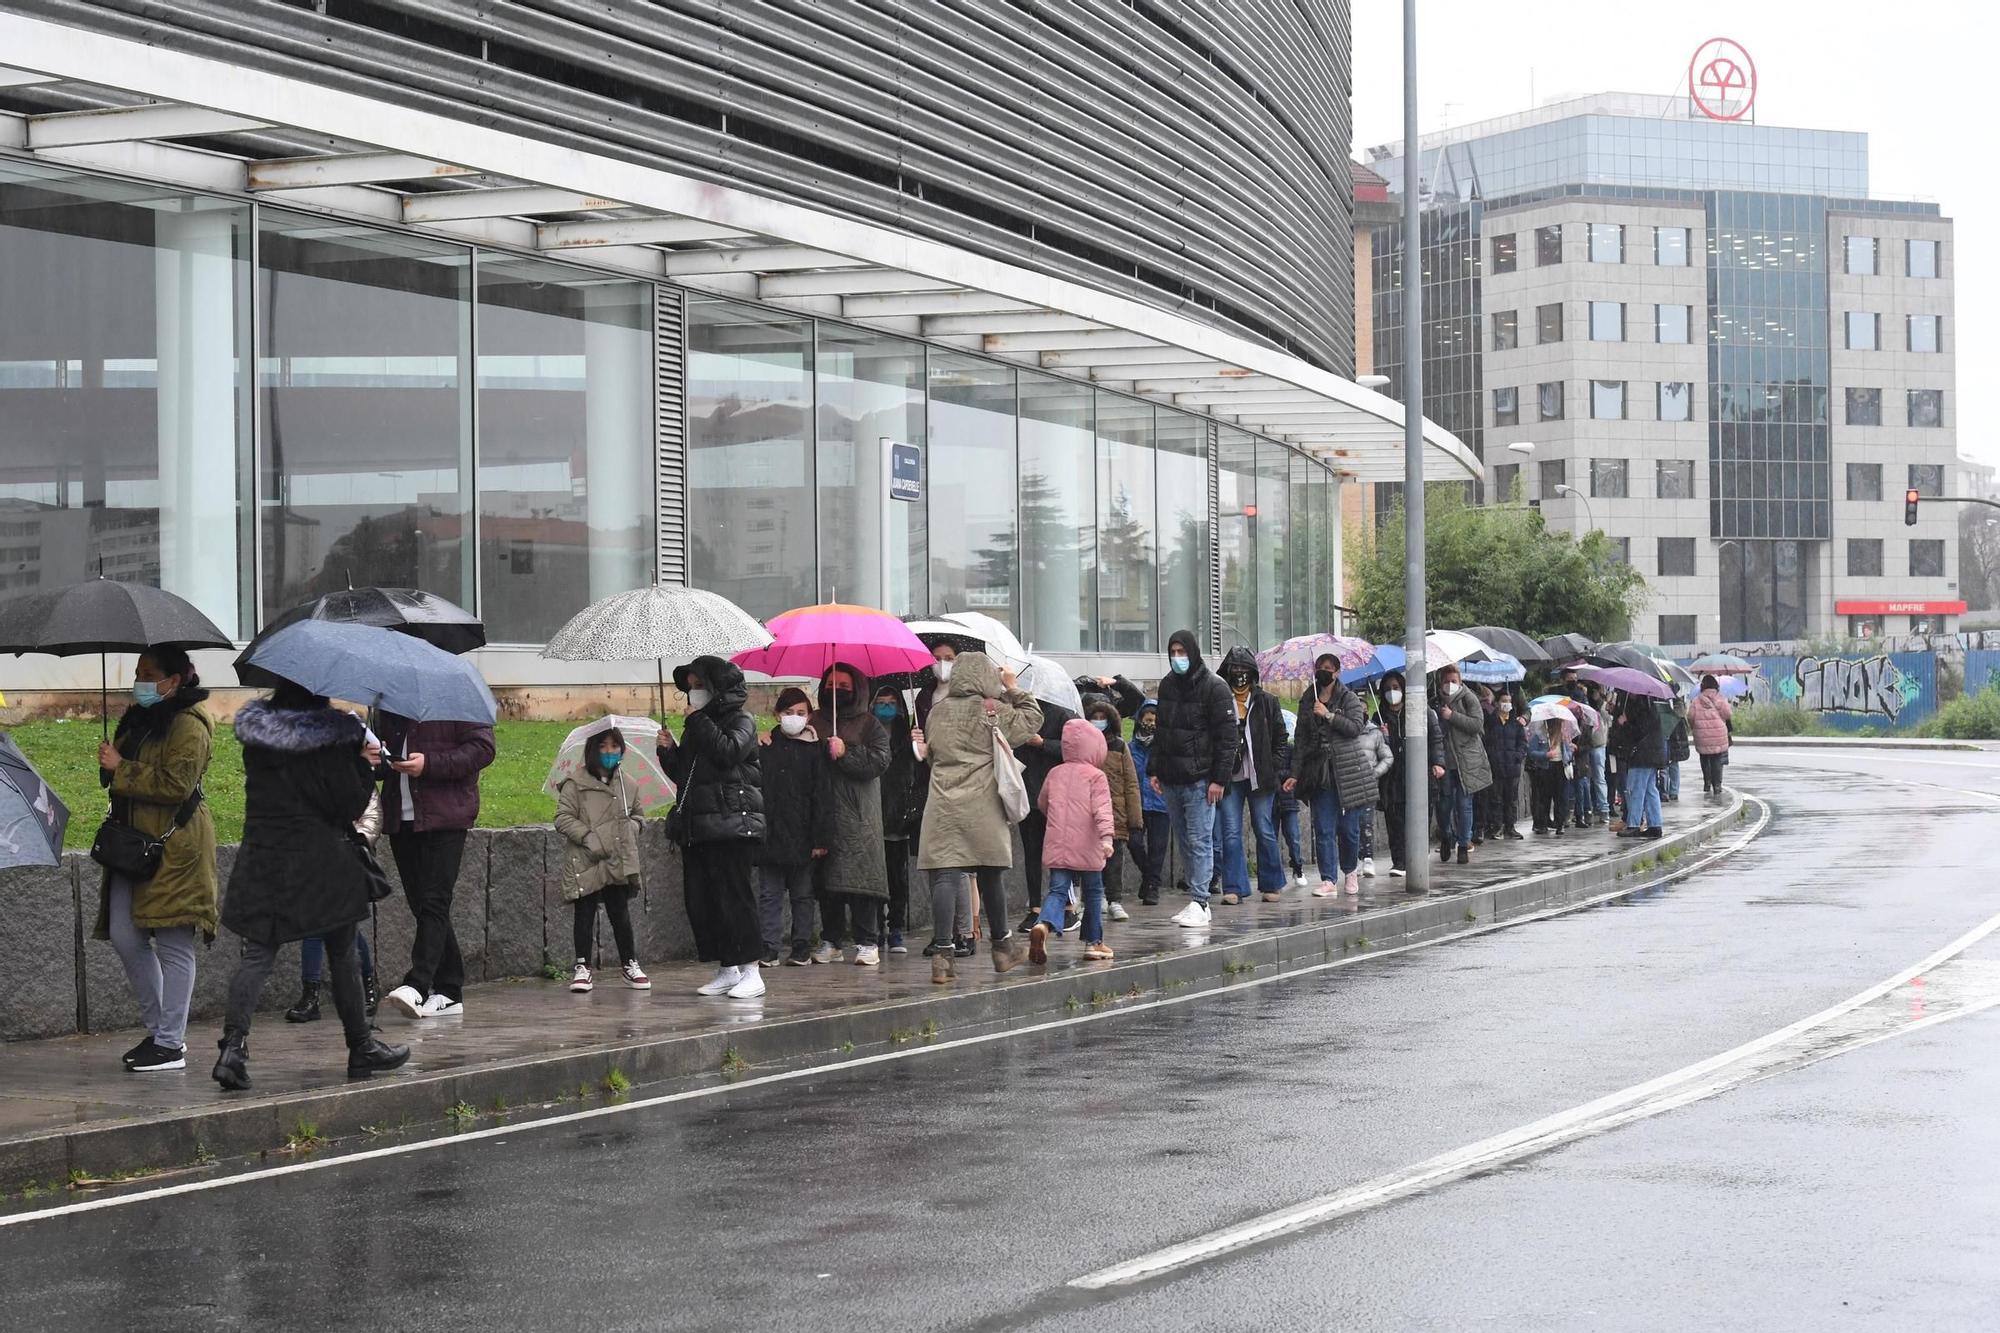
[1031,718,1115,963]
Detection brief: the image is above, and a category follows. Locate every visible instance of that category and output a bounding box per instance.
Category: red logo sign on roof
[1688,38,1757,122]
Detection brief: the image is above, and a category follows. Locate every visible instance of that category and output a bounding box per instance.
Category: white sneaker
[1296,873,1311,887]
[569,962,593,993]
[1171,901,1212,928]
[382,984,424,1018]
[696,966,742,996]
[726,967,767,999]
[810,943,841,965]
[1389,866,1407,878]
[1107,901,1130,923]
[1361,858,1377,878]
[418,994,463,1017]
[621,962,651,990]
[854,945,880,966]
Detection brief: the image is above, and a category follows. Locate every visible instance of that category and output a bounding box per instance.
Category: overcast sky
[1349,0,1993,466]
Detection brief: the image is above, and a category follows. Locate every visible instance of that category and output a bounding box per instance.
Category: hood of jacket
[1219,645,1261,688]
[946,650,1003,701]
[234,699,365,753]
[113,683,214,751]
[674,655,748,713]
[1166,628,1208,676]
[817,659,873,710]
[1060,715,1108,766]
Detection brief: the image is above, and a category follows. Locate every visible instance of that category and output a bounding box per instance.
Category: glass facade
[816,326,927,613]
[1657,459,1695,498]
[1372,202,1484,467]
[1095,395,1155,652]
[1845,387,1881,426]
[926,353,1018,625]
[1018,373,1096,654]
[1659,381,1692,422]
[1156,412,1210,640]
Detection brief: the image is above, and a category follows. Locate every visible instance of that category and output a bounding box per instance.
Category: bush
[1917,682,2000,740]
[1725,701,1839,738]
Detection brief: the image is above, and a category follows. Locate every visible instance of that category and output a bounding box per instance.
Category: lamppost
[1506,441,1535,503]
[1397,0,1429,895]
[1554,483,1596,532]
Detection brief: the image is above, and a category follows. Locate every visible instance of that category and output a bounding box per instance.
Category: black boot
[284,981,322,1024]
[363,973,381,1017]
[212,1033,250,1092]
[347,1035,412,1080]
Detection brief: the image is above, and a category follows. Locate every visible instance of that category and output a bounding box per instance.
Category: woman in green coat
[94,645,219,1073]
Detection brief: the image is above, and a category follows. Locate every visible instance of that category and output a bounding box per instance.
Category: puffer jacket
[555,766,645,902]
[1690,689,1734,755]
[1101,730,1144,840]
[1360,726,1394,782]
[1037,719,1113,872]
[1291,679,1376,811]
[916,652,1043,870]
[1151,629,1238,788]
[661,655,764,844]
[1668,705,1692,763]
[1382,701,1446,788]
[812,662,892,900]
[755,725,836,868]
[1217,646,1291,793]
[1491,713,1530,777]
[1437,682,1494,793]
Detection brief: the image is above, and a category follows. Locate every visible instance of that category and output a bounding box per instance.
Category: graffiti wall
[1725,652,1937,728]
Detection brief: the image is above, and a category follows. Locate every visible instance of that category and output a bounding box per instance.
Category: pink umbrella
[1253,633,1375,686]
[731,602,935,689]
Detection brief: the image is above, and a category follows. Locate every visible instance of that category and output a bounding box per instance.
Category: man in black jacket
[1147,629,1237,928]
[1213,646,1291,906]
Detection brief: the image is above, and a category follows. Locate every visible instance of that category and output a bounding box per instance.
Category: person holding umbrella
[1608,689,1667,839]
[94,646,218,1073]
[1286,652,1373,897]
[810,663,892,965]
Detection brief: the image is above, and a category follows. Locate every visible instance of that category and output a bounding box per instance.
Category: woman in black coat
[213,684,410,1091]
[873,683,923,953]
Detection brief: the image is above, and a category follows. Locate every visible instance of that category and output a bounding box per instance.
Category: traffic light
[1905,488,1921,526]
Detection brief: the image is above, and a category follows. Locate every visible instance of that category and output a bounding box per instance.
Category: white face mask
[935,659,955,681]
[778,713,808,736]
[686,688,713,711]
[1385,689,1404,707]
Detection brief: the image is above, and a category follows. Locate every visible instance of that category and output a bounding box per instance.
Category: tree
[1960,505,2000,614]
[1352,483,1648,643]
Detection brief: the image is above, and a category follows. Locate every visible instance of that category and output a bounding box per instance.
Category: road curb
[1,793,1754,1193]
[1732,737,1987,752]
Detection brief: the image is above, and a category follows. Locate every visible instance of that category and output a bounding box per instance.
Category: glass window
[927,355,1018,625]
[1846,462,1882,501]
[1591,457,1628,498]
[1844,235,1876,276]
[475,259,651,644]
[1493,386,1519,426]
[1910,539,1944,577]
[1657,537,1695,576]
[1908,389,1943,428]
[1908,238,1939,278]
[0,167,251,631]
[1610,536,1631,566]
[1493,462,1520,501]
[1845,387,1881,425]
[1591,379,1625,420]
[1588,222,1623,263]
[1255,442,1288,645]
[1655,303,1690,343]
[1659,614,1697,645]
[1847,538,1882,576]
[1155,411,1209,643]
[1018,372,1095,653]
[258,210,471,626]
[1537,303,1564,344]
[1538,458,1567,497]
[1909,463,1944,497]
[1491,309,1518,351]
[1589,301,1624,341]
[1655,225,1690,267]
[1658,381,1692,422]
[1095,394,1154,652]
[1491,233,1517,274]
[1907,315,1941,353]
[1849,614,1883,640]
[1845,311,1878,350]
[1538,381,1565,422]
[814,326,927,613]
[1536,223,1563,265]
[1216,430,1257,651]
[1657,459,1695,498]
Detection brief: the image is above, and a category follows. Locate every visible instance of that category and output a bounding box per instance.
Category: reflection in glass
[1216,430,1257,652]
[1908,238,1939,278]
[927,354,1016,625]
[1491,233,1517,273]
[1846,462,1882,501]
[1845,311,1878,350]
[1156,411,1209,642]
[687,298,815,620]
[1847,539,1882,576]
[1589,302,1624,342]
[1537,303,1564,344]
[1591,380,1625,421]
[1538,458,1567,498]
[1655,226,1690,267]
[1660,614,1697,645]
[1096,394,1155,651]
[1908,463,1944,496]
[1845,387,1881,425]
[1907,315,1940,354]
[1656,303,1691,343]
[1911,539,1944,578]
[1844,235,1876,276]
[1657,537,1695,576]
[1588,223,1623,263]
[1539,381,1565,422]
[1536,224,1563,265]
[1492,309,1518,351]
[259,210,470,625]
[1657,459,1695,498]
[1908,390,1943,428]
[1018,373,1094,653]
[1659,381,1692,422]
[1591,458,1628,498]
[1494,386,1519,427]
[816,326,926,612]
[1255,443,1287,645]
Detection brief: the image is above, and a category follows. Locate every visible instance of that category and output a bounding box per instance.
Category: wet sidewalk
[0,794,1751,1190]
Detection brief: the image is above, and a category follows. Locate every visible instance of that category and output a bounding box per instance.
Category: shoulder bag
[989,715,1031,824]
[90,783,204,881]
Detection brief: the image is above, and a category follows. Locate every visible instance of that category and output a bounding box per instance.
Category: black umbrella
[0,735,69,867]
[1540,632,1596,663]
[1461,626,1554,667]
[0,579,232,738]
[247,587,485,658]
[1584,643,1662,674]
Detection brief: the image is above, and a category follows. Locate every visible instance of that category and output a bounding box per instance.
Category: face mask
[1498,702,1512,715]
[826,689,856,712]
[1136,720,1156,738]
[873,703,899,722]
[779,713,808,736]
[1229,673,1251,691]
[131,682,162,708]
[1385,689,1404,707]
[686,688,713,711]
[1315,669,1336,689]
[598,751,623,772]
[934,659,955,682]
[1091,717,1110,732]
[1169,656,1190,675]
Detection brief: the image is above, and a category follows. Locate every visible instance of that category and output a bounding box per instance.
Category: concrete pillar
[583,284,652,601]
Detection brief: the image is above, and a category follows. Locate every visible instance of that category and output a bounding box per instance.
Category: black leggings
[573,881,639,964]
[1699,752,1727,790]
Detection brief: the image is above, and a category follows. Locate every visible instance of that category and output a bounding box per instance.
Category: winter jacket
[916,652,1043,871]
[1690,689,1734,755]
[1275,711,1301,815]
[1291,680,1376,811]
[1036,719,1114,872]
[660,655,765,845]
[1074,674,1145,720]
[1101,733,1144,840]
[1609,698,1667,769]
[1524,729,1574,771]
[1667,706,1692,763]
[1129,714,1168,815]
[811,662,892,900]
[555,766,645,903]
[372,714,496,834]
[1018,700,1072,805]
[94,689,218,942]
[875,702,924,840]
[1360,726,1395,783]
[1437,683,1494,793]
[1381,703,1446,790]
[754,726,836,868]
[1151,629,1238,788]
[1491,713,1531,777]
[1217,646,1290,793]
[220,700,373,947]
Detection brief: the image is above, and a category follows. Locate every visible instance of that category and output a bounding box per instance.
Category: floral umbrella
[1253,633,1375,686]
[542,715,677,811]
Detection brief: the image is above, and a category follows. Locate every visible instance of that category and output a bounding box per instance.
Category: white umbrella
[1017,654,1084,718]
[542,715,677,811]
[938,610,1032,673]
[1425,629,1498,670]
[542,584,773,717]
[1529,701,1581,744]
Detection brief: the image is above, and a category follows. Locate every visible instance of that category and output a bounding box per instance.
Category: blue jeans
[1161,782,1215,903]
[1625,766,1663,829]
[1587,746,1609,815]
[1663,761,1681,800]
[1567,764,1592,822]
[1213,780,1285,895]
[301,929,374,983]
[1309,790,1365,877]
[1441,772,1477,851]
[1041,868,1105,943]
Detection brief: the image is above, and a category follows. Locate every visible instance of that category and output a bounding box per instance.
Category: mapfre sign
[1688,38,1757,122]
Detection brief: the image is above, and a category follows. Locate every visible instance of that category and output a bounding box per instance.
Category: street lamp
[1554,483,1596,531]
[1357,374,1392,390]
[1506,441,1535,503]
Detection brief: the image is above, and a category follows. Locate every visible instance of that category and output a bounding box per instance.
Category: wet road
[6,747,1999,1330]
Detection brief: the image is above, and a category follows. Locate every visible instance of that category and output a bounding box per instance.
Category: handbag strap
[156,783,204,845]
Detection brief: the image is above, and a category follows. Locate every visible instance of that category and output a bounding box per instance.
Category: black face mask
[826,689,856,713]
[1314,669,1336,689]
[1229,673,1252,690]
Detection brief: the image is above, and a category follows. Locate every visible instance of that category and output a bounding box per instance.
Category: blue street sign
[889,441,922,502]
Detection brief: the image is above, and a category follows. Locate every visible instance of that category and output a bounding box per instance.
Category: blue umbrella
[1461,653,1525,684]
[0,735,67,867]
[1341,643,1406,686]
[236,620,498,723]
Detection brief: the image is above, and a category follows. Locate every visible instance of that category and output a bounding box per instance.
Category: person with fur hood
[1029,718,1116,964]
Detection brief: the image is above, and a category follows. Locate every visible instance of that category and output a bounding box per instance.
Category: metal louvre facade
[6,0,1356,375]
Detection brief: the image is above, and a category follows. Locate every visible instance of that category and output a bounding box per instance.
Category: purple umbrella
[1574,664,1673,700]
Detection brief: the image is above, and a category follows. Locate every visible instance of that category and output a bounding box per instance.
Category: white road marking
[1069,907,2000,1290]
[0,801,1772,1229]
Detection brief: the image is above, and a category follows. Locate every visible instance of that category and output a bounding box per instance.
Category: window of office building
[686,298,815,620]
[1909,463,1944,497]
[1539,458,1567,497]
[1849,615,1883,639]
[927,354,1018,627]
[1609,536,1631,565]
[1491,233,1517,274]
[1658,537,1696,576]
[1591,380,1625,420]
[1588,222,1623,263]
[1536,223,1563,265]
[1908,238,1939,279]
[815,325,927,613]
[1845,386,1881,425]
[1844,235,1876,276]
[1589,301,1624,341]
[1493,462,1521,501]
[1493,386,1519,427]
[1255,442,1289,644]
[1655,226,1690,267]
[1658,381,1692,422]
[1018,372,1095,653]
[1910,539,1944,577]
[1155,410,1209,644]
[1216,430,1258,651]
[1492,309,1518,351]
[1847,462,1882,501]
[1537,302,1564,344]
[1847,538,1882,576]
[1659,614,1697,645]
[1538,381,1565,422]
[1908,389,1943,428]
[1845,311,1878,350]
[1908,314,1941,353]
[1591,458,1628,498]
[1655,303,1690,345]
[0,165,252,632]
[1095,393,1155,652]
[1658,459,1695,499]
[475,259,652,644]
[259,210,471,626]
